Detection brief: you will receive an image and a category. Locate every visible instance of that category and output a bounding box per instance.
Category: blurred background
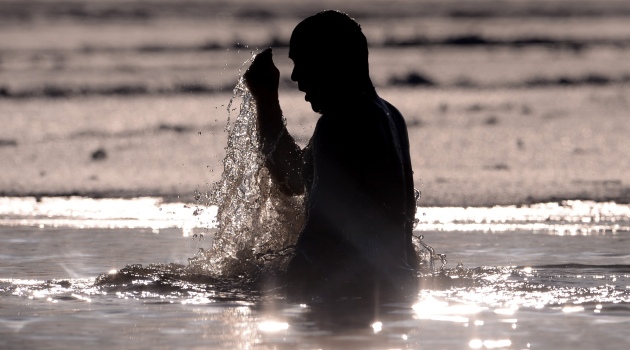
[1,0,629,205]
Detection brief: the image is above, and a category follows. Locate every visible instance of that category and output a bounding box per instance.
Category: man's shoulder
[316,96,406,133]
[377,97,404,119]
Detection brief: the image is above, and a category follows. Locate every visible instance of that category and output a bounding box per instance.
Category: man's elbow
[265,160,304,196]
[277,179,304,196]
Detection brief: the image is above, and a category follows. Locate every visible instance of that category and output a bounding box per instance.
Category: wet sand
[2,86,629,206]
[2,0,629,206]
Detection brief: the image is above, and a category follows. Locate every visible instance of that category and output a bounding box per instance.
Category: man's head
[289,11,372,113]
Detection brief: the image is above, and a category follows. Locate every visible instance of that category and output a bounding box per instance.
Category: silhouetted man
[244,10,418,298]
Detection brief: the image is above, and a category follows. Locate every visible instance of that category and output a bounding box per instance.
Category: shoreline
[2,0,629,212]
[1,188,628,207]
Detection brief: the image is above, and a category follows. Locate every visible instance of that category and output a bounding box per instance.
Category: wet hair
[290,10,370,79]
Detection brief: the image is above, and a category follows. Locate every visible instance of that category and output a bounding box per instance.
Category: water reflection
[469,339,512,349]
[1,197,628,236]
[2,198,630,348]
[2,264,630,349]
[412,297,487,323]
[416,200,630,235]
[258,320,289,332]
[0,197,217,235]
[370,321,382,333]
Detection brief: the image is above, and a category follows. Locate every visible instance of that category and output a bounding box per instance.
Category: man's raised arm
[244,49,305,196]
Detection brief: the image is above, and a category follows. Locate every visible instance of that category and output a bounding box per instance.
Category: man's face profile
[289,46,331,114]
[287,10,368,114]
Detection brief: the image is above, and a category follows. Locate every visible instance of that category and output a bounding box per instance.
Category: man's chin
[304,93,324,113]
[308,100,323,114]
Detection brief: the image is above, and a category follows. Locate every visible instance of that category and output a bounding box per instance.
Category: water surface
[1,197,629,349]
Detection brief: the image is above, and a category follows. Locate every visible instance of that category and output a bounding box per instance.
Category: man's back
[287,93,418,295]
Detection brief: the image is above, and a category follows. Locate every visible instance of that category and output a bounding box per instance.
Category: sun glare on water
[1,197,627,237]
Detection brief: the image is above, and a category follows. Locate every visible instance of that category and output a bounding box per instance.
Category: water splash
[185,62,441,279]
[188,62,303,277]
[185,54,445,279]
[414,235,448,274]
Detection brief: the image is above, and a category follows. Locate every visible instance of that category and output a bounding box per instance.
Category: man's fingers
[246,48,278,81]
[259,47,273,57]
[251,48,274,70]
[256,48,273,62]
[244,48,279,97]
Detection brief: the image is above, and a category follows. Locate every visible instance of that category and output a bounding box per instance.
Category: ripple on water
[3,263,628,308]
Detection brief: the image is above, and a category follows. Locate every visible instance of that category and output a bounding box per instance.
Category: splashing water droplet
[188,55,304,277]
[413,234,447,274]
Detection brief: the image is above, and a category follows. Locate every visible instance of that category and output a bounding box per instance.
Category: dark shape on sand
[138,44,171,53]
[198,41,221,51]
[91,148,107,161]
[158,123,191,133]
[484,115,499,125]
[407,118,424,128]
[485,163,510,171]
[525,74,616,87]
[0,139,18,147]
[108,85,148,95]
[176,83,213,94]
[444,34,489,46]
[43,85,69,98]
[389,71,435,87]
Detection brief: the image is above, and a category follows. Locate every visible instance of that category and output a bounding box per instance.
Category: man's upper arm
[264,129,305,196]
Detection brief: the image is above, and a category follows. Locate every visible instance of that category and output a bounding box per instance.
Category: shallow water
[1,197,629,349]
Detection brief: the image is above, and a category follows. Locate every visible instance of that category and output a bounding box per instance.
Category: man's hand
[244,48,284,137]
[244,48,280,103]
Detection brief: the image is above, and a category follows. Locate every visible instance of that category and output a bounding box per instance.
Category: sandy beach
[2,0,629,206]
[2,5,630,349]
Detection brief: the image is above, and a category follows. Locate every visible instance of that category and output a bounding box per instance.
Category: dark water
[1,198,629,350]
